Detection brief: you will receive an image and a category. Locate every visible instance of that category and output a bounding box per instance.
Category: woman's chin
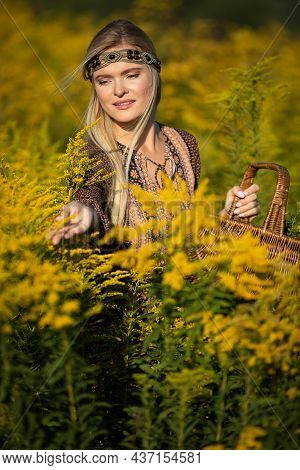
[112,112,142,125]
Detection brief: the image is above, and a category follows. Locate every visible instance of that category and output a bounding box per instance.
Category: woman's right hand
[46,200,99,246]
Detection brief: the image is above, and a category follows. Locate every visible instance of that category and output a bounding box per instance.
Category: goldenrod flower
[236,426,266,449]
[286,387,298,400]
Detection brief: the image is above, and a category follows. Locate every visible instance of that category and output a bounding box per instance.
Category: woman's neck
[113,119,162,153]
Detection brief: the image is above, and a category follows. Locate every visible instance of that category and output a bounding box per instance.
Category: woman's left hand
[219,184,260,222]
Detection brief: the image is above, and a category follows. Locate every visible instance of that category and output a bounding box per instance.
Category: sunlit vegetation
[0,0,299,450]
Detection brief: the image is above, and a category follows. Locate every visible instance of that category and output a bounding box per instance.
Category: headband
[83,48,161,82]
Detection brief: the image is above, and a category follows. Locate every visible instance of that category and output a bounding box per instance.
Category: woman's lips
[114,100,135,110]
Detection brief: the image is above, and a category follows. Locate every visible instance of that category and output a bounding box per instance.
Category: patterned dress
[73,121,201,251]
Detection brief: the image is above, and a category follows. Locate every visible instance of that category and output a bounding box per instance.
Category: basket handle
[226,162,290,236]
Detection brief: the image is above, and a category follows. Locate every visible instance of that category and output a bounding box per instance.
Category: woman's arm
[72,179,112,239]
[47,144,114,248]
[175,128,201,191]
[188,134,201,191]
[72,143,113,241]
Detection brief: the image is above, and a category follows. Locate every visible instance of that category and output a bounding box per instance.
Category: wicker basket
[189,162,300,271]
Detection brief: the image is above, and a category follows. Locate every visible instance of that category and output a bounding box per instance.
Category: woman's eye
[97,74,139,85]
[127,74,139,79]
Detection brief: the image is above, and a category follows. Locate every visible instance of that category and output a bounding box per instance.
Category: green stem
[177,392,187,450]
[216,368,228,442]
[62,331,77,423]
[0,330,10,402]
[241,372,251,428]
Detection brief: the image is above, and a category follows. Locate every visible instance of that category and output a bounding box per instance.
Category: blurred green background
[23,0,300,31]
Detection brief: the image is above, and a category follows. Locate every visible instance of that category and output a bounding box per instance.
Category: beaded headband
[83,48,161,82]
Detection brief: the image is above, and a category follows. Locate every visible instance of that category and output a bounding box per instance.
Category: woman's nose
[113,78,128,96]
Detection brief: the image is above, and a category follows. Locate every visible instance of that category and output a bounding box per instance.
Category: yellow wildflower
[170,251,199,277]
[52,315,75,329]
[236,426,266,449]
[286,387,298,400]
[47,292,59,306]
[218,271,273,300]
[135,242,161,277]
[172,318,185,330]
[218,272,236,291]
[247,356,256,367]
[163,269,183,291]
[85,303,103,317]
[289,329,300,345]
[61,299,80,314]
[39,311,55,328]
[1,323,12,334]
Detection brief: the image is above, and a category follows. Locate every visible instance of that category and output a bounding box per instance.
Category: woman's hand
[219,184,260,222]
[46,201,99,246]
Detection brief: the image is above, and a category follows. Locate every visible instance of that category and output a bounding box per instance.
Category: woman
[48,19,260,250]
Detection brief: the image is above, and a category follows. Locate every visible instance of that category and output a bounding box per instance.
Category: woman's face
[93,45,153,125]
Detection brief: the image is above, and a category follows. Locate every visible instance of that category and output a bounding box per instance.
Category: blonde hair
[68,19,162,227]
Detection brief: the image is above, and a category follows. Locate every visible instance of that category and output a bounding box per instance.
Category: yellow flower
[172,318,185,330]
[162,250,201,291]
[47,292,59,306]
[170,251,198,276]
[135,242,161,277]
[39,311,55,328]
[289,329,300,345]
[61,300,80,314]
[218,272,236,291]
[236,426,266,449]
[1,323,12,334]
[85,303,103,317]
[14,261,29,275]
[218,271,273,300]
[286,387,298,400]
[247,356,256,367]
[163,269,183,290]
[52,315,75,329]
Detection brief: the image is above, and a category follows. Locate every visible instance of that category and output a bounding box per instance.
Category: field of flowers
[0,1,299,449]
